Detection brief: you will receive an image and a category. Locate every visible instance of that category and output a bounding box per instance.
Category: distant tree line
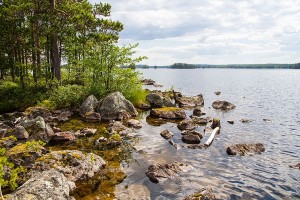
[136,63,300,69]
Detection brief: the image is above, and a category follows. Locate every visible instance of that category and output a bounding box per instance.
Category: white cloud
[90,0,300,65]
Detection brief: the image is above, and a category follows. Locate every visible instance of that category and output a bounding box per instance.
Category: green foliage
[37,100,56,111]
[0,148,27,190]
[48,85,88,109]
[25,140,46,152]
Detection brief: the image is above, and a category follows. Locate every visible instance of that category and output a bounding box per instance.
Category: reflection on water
[118,69,300,199]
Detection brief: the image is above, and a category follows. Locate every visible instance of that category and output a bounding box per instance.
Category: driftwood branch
[204,127,220,147]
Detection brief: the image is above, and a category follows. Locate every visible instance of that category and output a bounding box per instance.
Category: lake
[116,68,300,200]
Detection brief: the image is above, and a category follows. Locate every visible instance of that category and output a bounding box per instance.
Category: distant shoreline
[135,63,300,69]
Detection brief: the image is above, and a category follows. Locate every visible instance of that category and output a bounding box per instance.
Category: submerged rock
[33,150,106,182]
[6,170,75,200]
[96,92,138,120]
[116,184,151,200]
[184,188,217,200]
[182,134,201,144]
[212,100,236,111]
[169,140,181,150]
[178,119,196,130]
[289,163,300,169]
[214,91,221,95]
[146,162,190,183]
[160,129,174,140]
[150,107,186,119]
[79,95,101,122]
[146,93,174,108]
[226,143,265,156]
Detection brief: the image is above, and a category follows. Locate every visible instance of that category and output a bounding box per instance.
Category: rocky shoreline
[1,86,298,199]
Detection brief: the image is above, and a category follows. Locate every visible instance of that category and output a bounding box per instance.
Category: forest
[0,0,146,113]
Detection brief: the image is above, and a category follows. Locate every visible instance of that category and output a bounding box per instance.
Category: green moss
[155,107,182,112]
[109,134,122,142]
[6,140,45,156]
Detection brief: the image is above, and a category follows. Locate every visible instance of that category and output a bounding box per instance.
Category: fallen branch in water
[204,127,220,147]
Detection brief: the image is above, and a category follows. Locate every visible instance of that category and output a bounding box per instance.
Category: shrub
[48,85,88,109]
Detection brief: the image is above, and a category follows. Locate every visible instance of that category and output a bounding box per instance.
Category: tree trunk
[50,0,61,84]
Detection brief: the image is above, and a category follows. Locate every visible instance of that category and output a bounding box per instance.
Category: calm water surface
[117,69,300,200]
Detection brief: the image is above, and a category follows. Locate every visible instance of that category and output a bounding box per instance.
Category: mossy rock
[150,107,186,119]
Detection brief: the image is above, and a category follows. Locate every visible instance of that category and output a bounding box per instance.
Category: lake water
[117,69,300,200]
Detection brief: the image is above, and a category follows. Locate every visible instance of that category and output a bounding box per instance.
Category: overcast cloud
[90,0,300,65]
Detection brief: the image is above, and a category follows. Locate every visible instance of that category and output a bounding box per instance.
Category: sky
[90,0,300,65]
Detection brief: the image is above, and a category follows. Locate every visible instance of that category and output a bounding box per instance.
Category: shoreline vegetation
[136,62,300,69]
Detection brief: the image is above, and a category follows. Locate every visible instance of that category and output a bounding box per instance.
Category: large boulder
[226,143,265,156]
[146,93,174,108]
[20,116,54,143]
[79,95,101,122]
[96,92,138,120]
[150,107,186,119]
[146,162,191,183]
[33,150,106,182]
[212,100,236,111]
[6,170,75,200]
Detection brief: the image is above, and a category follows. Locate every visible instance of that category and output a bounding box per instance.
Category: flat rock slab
[146,162,190,183]
[227,143,265,156]
[150,107,186,119]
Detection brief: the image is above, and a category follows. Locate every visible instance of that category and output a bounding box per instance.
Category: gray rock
[193,107,206,116]
[146,162,190,183]
[160,129,174,140]
[175,93,204,108]
[127,119,143,129]
[142,79,155,85]
[75,128,97,137]
[20,116,54,143]
[116,184,151,200]
[146,93,174,108]
[108,121,132,136]
[212,100,236,111]
[11,125,29,139]
[79,95,101,122]
[24,107,52,121]
[178,119,196,130]
[6,170,75,200]
[182,134,201,144]
[181,130,203,139]
[96,92,138,120]
[56,111,73,122]
[227,143,265,156]
[33,150,106,182]
[150,107,186,119]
